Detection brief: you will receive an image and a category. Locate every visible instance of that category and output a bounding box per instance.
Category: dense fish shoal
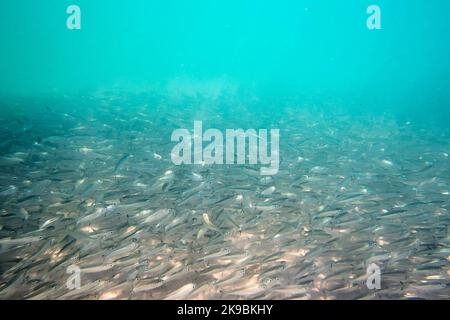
[0,92,449,300]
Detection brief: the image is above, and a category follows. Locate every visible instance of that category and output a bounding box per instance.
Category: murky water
[1,1,449,300]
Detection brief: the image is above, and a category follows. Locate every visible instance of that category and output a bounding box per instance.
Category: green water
[1,0,450,123]
[1,1,450,300]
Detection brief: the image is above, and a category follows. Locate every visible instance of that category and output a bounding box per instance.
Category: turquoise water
[2,1,450,122]
[0,1,449,300]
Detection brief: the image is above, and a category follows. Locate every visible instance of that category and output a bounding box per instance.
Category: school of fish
[0,91,449,300]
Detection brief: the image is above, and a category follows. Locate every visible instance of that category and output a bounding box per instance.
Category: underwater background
[0,1,449,299]
[2,0,450,122]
